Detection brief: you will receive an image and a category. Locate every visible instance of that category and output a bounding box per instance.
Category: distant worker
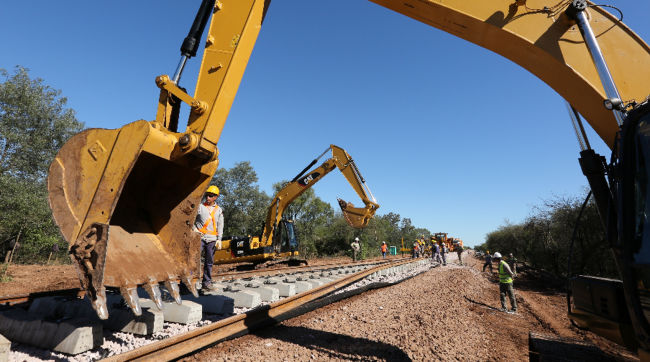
[456,245,464,265]
[482,251,493,273]
[194,185,224,291]
[432,242,442,264]
[494,252,517,313]
[420,236,427,257]
[381,241,388,259]
[509,252,518,273]
[351,237,361,261]
[441,243,447,266]
[412,242,419,259]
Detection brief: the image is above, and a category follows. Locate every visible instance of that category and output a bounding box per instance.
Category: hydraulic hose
[566,190,592,330]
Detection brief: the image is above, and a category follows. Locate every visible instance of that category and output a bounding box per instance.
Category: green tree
[399,218,417,249]
[1,67,82,180]
[0,66,84,263]
[484,192,616,278]
[212,161,271,237]
[381,212,402,244]
[315,213,358,257]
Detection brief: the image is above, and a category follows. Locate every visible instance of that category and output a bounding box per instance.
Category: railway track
[2,257,435,361]
[0,258,408,306]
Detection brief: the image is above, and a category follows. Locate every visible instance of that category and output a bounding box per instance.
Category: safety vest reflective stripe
[199,205,219,236]
[499,260,513,284]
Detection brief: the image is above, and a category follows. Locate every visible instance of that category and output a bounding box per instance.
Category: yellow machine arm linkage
[47,0,650,320]
[260,145,379,248]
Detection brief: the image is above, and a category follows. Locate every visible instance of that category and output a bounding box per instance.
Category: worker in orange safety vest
[381,241,388,259]
[194,185,224,291]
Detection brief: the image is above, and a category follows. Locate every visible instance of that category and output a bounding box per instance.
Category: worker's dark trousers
[201,239,216,287]
[483,262,492,273]
[499,282,517,311]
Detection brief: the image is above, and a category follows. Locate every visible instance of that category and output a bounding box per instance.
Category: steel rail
[215,257,405,279]
[106,258,419,361]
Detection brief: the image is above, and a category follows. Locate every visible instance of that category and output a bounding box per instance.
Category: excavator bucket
[48,120,217,319]
[338,198,377,228]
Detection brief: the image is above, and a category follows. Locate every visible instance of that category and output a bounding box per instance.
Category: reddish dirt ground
[0,254,639,360]
[0,264,80,297]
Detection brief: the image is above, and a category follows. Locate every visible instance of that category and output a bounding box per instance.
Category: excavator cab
[568,100,650,350]
[274,219,298,255]
[617,100,650,270]
[612,100,650,347]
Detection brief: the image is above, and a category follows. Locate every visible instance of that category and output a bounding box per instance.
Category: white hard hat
[493,252,502,258]
[355,237,359,241]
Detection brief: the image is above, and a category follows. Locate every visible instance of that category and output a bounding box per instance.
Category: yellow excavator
[45,0,650,356]
[433,233,449,251]
[214,144,379,265]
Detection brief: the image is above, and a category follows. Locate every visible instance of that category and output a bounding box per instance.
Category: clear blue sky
[2,1,649,247]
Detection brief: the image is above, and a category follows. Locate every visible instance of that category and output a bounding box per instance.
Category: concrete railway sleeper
[2,258,435,361]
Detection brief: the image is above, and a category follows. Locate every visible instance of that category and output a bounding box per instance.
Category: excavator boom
[261,144,379,247]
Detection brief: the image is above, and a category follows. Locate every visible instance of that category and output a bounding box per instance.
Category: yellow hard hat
[206,185,220,195]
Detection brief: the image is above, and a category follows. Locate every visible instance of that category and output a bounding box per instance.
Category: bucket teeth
[145,283,164,310]
[182,275,199,298]
[120,286,142,316]
[164,280,182,305]
[90,287,109,320]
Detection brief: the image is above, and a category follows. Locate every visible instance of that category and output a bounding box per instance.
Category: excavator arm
[260,145,379,248]
[47,0,270,319]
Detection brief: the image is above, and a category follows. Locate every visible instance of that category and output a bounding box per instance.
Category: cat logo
[298,172,321,187]
[237,241,244,248]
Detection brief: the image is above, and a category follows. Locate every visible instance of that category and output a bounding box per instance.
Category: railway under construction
[1,257,436,360]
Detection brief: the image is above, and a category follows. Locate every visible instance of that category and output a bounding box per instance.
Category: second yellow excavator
[214,144,379,265]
